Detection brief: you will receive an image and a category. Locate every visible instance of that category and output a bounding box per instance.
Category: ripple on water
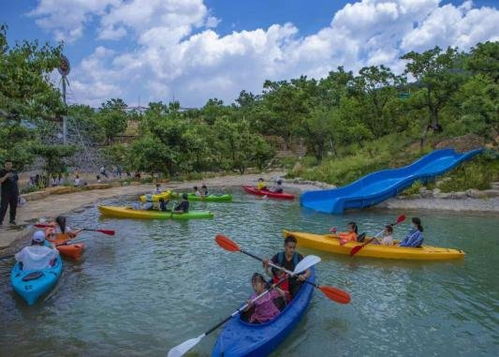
[1,190,498,356]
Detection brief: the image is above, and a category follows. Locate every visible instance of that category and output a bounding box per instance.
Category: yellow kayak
[98,205,214,220]
[139,191,172,202]
[282,230,465,260]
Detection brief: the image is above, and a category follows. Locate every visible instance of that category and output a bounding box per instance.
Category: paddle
[349,214,406,257]
[34,223,115,236]
[215,235,351,304]
[166,255,319,357]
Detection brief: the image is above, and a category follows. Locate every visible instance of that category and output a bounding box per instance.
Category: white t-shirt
[15,245,59,270]
[381,235,393,246]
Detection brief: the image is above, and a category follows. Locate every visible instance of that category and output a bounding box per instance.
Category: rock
[432,188,441,195]
[434,192,452,199]
[435,134,485,152]
[466,189,487,199]
[483,189,499,198]
[450,191,467,199]
[420,189,433,198]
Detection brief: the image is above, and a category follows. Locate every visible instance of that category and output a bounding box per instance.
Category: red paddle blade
[319,286,351,304]
[215,235,241,252]
[96,229,115,236]
[34,223,51,228]
[396,215,406,224]
[350,245,363,257]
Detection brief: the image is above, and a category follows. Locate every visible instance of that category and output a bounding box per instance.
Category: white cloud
[34,0,499,107]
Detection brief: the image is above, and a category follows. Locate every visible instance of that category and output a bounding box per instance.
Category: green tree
[32,144,78,176]
[96,98,129,144]
[401,46,465,146]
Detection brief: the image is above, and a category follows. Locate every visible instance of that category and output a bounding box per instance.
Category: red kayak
[242,185,295,200]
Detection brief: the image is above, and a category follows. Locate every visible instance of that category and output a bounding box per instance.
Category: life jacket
[277,251,300,267]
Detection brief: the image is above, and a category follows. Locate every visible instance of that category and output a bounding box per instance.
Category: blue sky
[1,0,498,107]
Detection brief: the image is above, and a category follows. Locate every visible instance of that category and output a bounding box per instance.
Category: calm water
[1,189,498,356]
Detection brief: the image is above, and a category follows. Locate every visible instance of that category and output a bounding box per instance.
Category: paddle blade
[167,334,204,357]
[319,286,351,304]
[349,245,363,257]
[96,229,115,236]
[215,235,240,252]
[396,214,406,224]
[34,223,51,228]
[294,255,321,274]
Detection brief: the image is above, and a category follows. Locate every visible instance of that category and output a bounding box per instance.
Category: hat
[33,231,45,243]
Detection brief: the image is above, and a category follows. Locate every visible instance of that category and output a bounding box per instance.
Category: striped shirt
[400,229,424,247]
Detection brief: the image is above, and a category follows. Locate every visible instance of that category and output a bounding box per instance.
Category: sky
[1,0,498,108]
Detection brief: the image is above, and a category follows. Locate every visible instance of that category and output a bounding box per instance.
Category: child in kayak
[400,217,424,247]
[331,222,358,245]
[244,273,287,324]
[45,216,82,241]
[264,235,311,299]
[193,186,201,196]
[256,178,267,190]
[372,225,394,246]
[174,193,190,213]
[15,231,59,270]
[201,184,208,197]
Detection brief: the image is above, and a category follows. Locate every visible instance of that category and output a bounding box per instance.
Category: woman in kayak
[264,235,311,299]
[400,217,424,247]
[331,222,358,245]
[372,225,394,246]
[45,216,82,240]
[174,193,190,213]
[244,273,287,324]
[256,178,267,190]
[15,231,59,270]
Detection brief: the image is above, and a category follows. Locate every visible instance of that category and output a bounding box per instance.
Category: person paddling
[46,216,82,241]
[270,180,284,193]
[330,222,358,245]
[399,217,424,247]
[15,231,59,270]
[158,197,170,212]
[174,193,190,213]
[263,235,311,299]
[243,273,287,324]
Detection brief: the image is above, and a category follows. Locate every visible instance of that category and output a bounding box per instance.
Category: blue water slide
[300,148,483,214]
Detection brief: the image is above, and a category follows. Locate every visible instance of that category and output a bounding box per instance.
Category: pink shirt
[249,289,281,323]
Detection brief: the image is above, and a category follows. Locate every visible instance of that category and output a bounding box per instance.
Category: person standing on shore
[0,159,20,226]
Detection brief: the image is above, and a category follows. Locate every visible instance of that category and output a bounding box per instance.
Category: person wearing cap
[15,231,59,271]
[270,179,284,193]
[174,193,190,213]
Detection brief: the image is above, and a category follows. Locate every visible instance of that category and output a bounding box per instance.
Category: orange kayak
[47,232,86,260]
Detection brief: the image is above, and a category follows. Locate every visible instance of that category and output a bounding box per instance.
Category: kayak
[98,205,214,220]
[139,190,172,202]
[212,268,315,356]
[169,192,233,202]
[48,233,85,260]
[242,186,295,200]
[11,255,63,305]
[283,230,465,260]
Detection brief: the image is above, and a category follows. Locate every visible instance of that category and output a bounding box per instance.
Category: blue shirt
[400,229,424,247]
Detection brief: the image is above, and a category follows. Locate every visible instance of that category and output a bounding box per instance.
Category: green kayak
[169,192,232,202]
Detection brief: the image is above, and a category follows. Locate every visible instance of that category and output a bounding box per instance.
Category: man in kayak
[200,184,208,197]
[400,217,424,247]
[15,231,59,270]
[158,197,170,211]
[269,180,284,193]
[263,235,311,299]
[174,193,190,213]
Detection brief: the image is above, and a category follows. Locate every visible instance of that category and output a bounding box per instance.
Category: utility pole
[58,55,71,144]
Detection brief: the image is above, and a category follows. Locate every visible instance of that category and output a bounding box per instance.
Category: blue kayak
[11,255,63,305]
[212,268,315,356]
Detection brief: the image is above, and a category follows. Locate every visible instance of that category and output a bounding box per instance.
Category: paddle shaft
[203,275,288,336]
